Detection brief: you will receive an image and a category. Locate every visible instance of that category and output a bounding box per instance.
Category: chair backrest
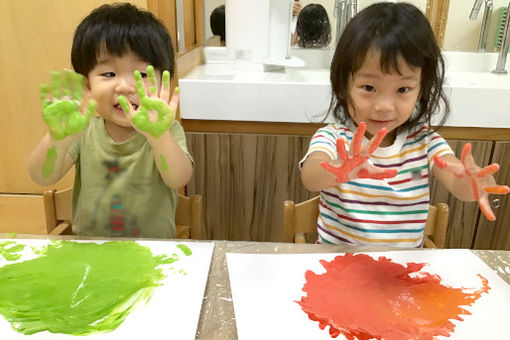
[281,195,449,248]
[43,187,202,239]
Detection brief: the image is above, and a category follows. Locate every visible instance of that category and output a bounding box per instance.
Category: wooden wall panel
[185,133,315,242]
[0,0,146,195]
[0,195,46,234]
[429,140,493,248]
[474,142,510,250]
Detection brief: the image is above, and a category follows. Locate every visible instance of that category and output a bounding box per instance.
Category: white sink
[180,50,510,128]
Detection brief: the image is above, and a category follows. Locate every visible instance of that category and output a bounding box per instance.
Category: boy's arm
[146,131,192,189]
[28,132,75,186]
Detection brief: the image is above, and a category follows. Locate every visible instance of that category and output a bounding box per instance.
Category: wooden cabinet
[474,142,510,249]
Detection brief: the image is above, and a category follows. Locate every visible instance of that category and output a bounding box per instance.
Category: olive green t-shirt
[67,117,191,238]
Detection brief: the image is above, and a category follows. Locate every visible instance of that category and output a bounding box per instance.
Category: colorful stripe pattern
[301,124,453,247]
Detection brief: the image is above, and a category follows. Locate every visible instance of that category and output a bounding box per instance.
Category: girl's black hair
[296,4,331,48]
[329,2,449,132]
[71,3,174,77]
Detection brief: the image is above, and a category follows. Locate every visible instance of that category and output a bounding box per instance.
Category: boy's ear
[84,77,91,91]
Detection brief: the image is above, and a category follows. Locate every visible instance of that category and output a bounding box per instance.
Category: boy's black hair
[329,3,449,132]
[71,3,174,77]
[296,4,331,48]
[210,4,226,42]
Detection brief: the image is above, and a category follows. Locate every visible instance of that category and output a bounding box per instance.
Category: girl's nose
[374,94,395,112]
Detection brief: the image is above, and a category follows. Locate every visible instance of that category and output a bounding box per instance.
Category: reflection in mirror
[291,3,332,48]
[205,0,226,46]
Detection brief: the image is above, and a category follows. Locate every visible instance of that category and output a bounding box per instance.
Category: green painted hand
[119,65,178,139]
[40,70,96,141]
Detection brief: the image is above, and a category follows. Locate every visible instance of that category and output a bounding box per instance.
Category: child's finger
[160,70,171,103]
[460,143,473,167]
[357,168,397,180]
[147,65,157,96]
[51,71,60,98]
[40,84,49,106]
[367,128,387,154]
[168,87,180,113]
[479,196,496,221]
[118,96,134,118]
[484,185,510,195]
[478,163,499,178]
[134,71,147,100]
[336,138,348,161]
[352,122,366,156]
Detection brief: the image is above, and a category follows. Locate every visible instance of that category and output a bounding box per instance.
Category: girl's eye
[362,85,375,92]
[101,72,115,78]
[397,87,410,94]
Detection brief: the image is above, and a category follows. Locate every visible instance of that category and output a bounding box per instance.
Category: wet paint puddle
[298,253,489,340]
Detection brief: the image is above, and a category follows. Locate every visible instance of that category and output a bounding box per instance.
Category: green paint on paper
[0,242,25,261]
[41,70,96,140]
[0,241,186,336]
[162,70,170,87]
[42,146,57,178]
[5,233,17,239]
[177,244,192,256]
[160,155,168,171]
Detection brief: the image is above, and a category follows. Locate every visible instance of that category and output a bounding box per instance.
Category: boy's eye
[100,72,115,78]
[139,72,148,78]
[362,85,375,92]
[397,87,410,94]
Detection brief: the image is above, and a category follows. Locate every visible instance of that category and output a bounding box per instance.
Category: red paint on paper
[297,253,489,339]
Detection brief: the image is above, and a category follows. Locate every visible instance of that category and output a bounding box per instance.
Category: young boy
[28,3,193,238]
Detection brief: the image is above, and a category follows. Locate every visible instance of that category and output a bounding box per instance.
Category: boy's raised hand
[118,65,179,139]
[434,143,510,221]
[40,70,97,141]
[320,122,398,183]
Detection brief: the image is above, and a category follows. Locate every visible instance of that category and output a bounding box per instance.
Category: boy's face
[85,50,161,129]
[346,50,422,147]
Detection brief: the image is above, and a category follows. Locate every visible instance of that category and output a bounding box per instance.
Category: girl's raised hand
[40,70,97,141]
[118,65,179,138]
[320,122,398,183]
[434,143,510,221]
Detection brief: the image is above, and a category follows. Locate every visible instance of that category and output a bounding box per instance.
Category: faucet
[469,0,493,52]
[493,2,510,74]
[334,0,358,45]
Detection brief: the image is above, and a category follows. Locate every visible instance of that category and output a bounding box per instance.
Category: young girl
[300,3,509,247]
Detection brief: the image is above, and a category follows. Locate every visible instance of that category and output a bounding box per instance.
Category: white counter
[180,53,510,128]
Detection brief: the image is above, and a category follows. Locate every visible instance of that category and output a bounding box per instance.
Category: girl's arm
[301,151,338,192]
[28,132,75,186]
[146,131,193,189]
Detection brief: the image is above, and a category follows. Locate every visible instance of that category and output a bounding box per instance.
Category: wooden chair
[282,196,449,248]
[43,187,203,239]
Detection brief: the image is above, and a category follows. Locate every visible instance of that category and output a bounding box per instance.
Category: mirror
[203,0,510,51]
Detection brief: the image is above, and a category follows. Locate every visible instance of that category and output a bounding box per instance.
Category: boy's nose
[115,76,137,94]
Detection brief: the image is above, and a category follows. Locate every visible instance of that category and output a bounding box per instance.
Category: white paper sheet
[0,239,214,340]
[227,249,510,340]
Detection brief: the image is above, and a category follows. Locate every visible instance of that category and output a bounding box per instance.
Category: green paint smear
[42,147,57,178]
[177,244,192,256]
[160,155,168,171]
[0,241,183,336]
[5,233,17,239]
[0,242,25,261]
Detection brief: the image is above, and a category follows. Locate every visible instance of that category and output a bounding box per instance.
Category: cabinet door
[185,133,315,241]
[429,139,493,248]
[474,142,510,250]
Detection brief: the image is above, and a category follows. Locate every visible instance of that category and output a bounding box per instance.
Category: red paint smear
[297,254,490,340]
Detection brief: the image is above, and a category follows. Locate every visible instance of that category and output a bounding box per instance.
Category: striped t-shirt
[300,123,453,247]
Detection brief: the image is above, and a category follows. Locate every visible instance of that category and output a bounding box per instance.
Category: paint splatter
[297,253,490,340]
[0,241,25,261]
[0,241,188,336]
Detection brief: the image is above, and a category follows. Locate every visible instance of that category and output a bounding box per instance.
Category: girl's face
[347,50,422,147]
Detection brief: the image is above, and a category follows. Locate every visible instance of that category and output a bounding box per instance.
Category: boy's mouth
[114,103,139,111]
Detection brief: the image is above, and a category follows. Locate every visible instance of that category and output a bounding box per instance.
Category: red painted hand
[434,143,510,221]
[320,122,398,183]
